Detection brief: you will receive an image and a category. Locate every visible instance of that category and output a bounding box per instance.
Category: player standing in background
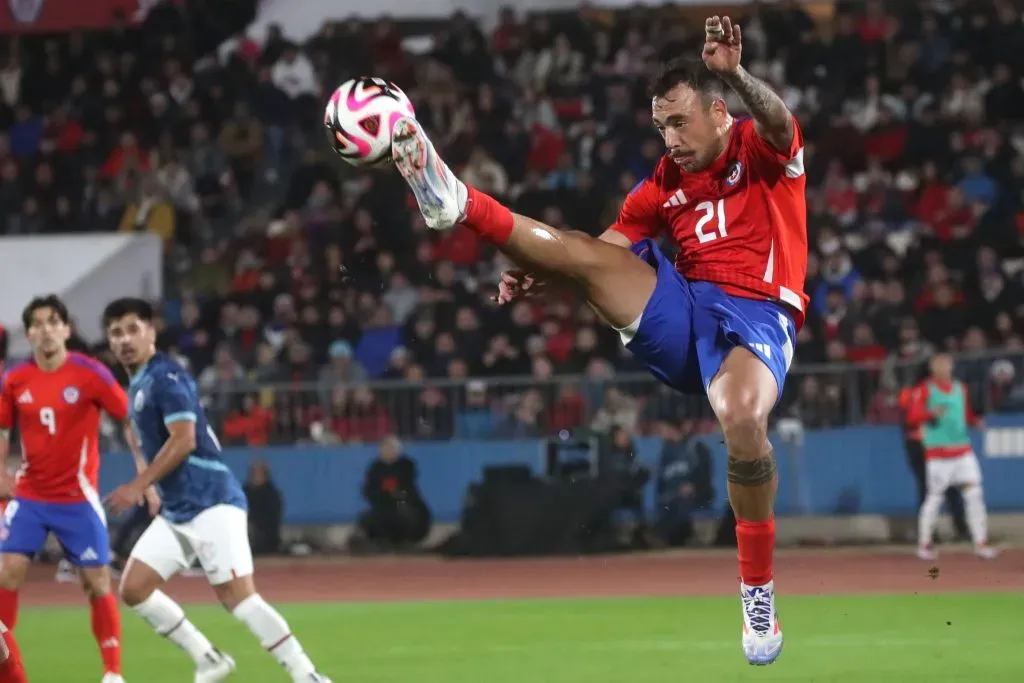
[390,16,802,665]
[0,296,145,683]
[906,353,997,561]
[899,376,969,541]
[101,298,331,683]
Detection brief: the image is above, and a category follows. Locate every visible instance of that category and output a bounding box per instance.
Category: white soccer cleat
[101,674,126,683]
[194,649,236,683]
[916,545,937,561]
[55,558,78,583]
[974,544,999,560]
[296,673,333,683]
[740,581,783,665]
[391,116,466,232]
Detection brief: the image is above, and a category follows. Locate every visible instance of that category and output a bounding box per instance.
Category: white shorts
[128,504,254,585]
[926,452,983,492]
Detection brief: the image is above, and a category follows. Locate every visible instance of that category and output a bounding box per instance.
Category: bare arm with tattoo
[718,67,794,152]
[702,15,795,152]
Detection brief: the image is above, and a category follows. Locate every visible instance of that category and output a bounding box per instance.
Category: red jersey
[898,386,922,441]
[0,352,128,503]
[611,117,809,328]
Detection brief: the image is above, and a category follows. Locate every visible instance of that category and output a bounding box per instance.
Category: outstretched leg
[391,117,656,330]
[707,348,783,666]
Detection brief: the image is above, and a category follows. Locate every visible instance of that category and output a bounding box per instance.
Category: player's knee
[118,569,158,606]
[717,401,769,457]
[118,579,149,607]
[213,575,256,612]
[0,562,27,591]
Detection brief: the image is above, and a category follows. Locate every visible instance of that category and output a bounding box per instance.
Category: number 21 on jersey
[694,199,727,244]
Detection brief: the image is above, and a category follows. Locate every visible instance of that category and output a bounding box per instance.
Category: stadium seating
[3,0,1024,443]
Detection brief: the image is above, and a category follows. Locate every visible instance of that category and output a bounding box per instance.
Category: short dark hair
[22,295,70,329]
[102,298,156,328]
[650,57,725,101]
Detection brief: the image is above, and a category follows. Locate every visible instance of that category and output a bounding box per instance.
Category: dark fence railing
[155,349,1024,448]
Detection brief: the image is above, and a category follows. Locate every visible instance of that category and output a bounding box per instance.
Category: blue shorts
[0,499,110,566]
[625,239,796,399]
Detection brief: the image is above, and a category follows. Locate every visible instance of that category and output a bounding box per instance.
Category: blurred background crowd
[3,0,1024,447]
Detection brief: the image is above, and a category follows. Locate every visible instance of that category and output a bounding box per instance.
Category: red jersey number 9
[39,407,56,436]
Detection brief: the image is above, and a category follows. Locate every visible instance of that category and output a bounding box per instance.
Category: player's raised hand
[494,269,548,305]
[105,480,145,514]
[702,16,742,75]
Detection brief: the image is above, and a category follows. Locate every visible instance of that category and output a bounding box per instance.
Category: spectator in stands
[598,425,650,548]
[2,0,1024,444]
[244,460,284,555]
[655,418,713,547]
[354,435,431,552]
[455,379,498,439]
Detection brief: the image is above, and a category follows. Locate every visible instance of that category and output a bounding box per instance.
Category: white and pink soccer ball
[324,77,415,168]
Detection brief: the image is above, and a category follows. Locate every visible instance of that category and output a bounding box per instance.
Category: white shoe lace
[742,587,774,635]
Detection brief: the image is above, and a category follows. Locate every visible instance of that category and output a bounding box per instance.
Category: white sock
[917,491,943,548]
[962,485,989,546]
[233,593,316,677]
[132,590,216,665]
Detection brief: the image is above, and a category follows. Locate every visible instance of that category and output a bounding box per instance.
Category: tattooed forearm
[719,66,794,150]
[727,453,778,486]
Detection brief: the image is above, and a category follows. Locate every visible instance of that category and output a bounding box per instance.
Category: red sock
[0,591,17,632]
[90,594,121,675]
[0,626,27,683]
[461,185,515,245]
[736,517,775,586]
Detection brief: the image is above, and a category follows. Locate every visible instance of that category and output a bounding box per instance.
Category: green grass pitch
[19,593,1022,682]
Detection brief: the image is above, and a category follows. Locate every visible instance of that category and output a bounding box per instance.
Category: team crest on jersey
[726,161,744,186]
[63,387,80,404]
[134,390,146,412]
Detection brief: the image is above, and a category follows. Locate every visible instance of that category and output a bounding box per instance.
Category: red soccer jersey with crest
[610,116,810,329]
[0,352,128,503]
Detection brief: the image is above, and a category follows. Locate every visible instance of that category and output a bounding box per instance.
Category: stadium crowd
[3,0,1024,444]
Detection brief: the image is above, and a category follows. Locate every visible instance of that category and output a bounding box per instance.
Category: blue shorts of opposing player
[624,239,796,400]
[0,498,110,566]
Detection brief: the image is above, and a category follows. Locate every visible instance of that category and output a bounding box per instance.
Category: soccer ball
[324,77,415,167]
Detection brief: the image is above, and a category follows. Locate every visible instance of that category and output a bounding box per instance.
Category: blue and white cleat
[390,116,466,232]
[740,581,783,665]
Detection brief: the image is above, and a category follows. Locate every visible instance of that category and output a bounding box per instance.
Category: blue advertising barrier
[97,415,1024,524]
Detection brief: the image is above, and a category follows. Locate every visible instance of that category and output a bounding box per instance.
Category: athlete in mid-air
[102,298,331,683]
[0,295,140,683]
[388,17,805,664]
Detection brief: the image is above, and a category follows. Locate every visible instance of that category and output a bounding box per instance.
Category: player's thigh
[127,515,192,582]
[49,500,111,568]
[550,229,658,331]
[949,452,983,488]
[697,286,796,418]
[925,458,956,494]
[0,499,49,582]
[619,240,702,392]
[182,505,254,586]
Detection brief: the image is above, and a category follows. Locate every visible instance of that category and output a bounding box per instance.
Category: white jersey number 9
[39,407,56,435]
